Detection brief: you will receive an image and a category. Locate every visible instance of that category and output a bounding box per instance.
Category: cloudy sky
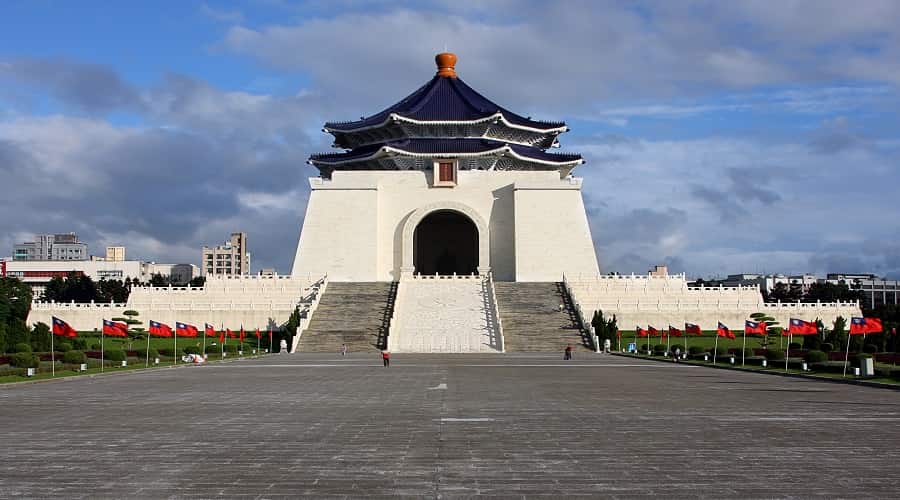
[1,1,899,279]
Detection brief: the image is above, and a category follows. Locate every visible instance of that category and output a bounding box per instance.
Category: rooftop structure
[13,233,88,261]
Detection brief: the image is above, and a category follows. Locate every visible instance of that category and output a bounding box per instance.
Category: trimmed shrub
[105,350,126,362]
[806,350,827,363]
[90,343,100,350]
[10,352,39,368]
[55,342,73,353]
[224,343,239,354]
[158,348,174,357]
[713,346,729,356]
[688,346,706,355]
[134,347,159,360]
[788,342,802,350]
[821,342,834,353]
[863,344,878,354]
[765,349,785,361]
[639,343,650,352]
[62,350,87,364]
[205,344,220,354]
[182,345,201,355]
[13,342,32,353]
[741,348,755,359]
[72,338,88,350]
[811,361,845,374]
[0,367,25,377]
[652,344,667,355]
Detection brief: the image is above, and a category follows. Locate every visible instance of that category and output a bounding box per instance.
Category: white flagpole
[713,332,719,364]
[742,327,747,367]
[666,329,670,354]
[202,325,207,360]
[785,332,792,372]
[257,332,260,357]
[842,332,852,377]
[174,323,178,366]
[51,328,55,377]
[101,320,105,373]
[146,330,151,367]
[221,323,225,360]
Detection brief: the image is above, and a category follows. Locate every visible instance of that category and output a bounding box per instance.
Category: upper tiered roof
[310,53,582,177]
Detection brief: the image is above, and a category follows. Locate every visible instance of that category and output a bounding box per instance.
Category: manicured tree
[113,310,143,350]
[750,312,780,350]
[30,322,52,352]
[826,316,847,353]
[803,319,823,350]
[98,279,130,304]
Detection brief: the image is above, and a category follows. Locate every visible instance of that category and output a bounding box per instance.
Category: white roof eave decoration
[324,112,568,136]
[310,145,584,168]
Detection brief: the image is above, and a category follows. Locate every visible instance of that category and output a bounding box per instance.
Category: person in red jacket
[381,350,390,367]
[564,344,573,360]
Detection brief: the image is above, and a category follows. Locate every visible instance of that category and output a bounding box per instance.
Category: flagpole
[101,320,105,373]
[842,332,852,377]
[221,323,225,360]
[174,323,178,366]
[713,332,719,364]
[146,329,151,367]
[202,325,207,361]
[684,331,688,358]
[51,328,55,377]
[256,332,260,358]
[742,328,747,367]
[785,332,792,372]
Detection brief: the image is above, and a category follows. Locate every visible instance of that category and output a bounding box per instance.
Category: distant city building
[202,232,250,277]
[13,233,88,261]
[648,265,668,277]
[1,259,199,296]
[826,273,899,309]
[106,246,126,261]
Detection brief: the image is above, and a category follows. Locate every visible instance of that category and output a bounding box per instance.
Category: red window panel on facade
[439,162,454,182]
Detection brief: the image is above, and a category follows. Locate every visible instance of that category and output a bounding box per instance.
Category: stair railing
[385,281,402,351]
[290,274,328,353]
[487,272,505,353]
[563,273,598,352]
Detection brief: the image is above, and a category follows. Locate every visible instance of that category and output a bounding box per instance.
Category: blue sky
[1,0,899,278]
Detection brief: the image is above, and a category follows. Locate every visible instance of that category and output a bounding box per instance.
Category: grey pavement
[1,353,898,498]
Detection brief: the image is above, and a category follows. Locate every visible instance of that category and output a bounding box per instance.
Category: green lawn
[614,332,789,351]
[66,333,273,354]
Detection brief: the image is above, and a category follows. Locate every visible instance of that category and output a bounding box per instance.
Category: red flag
[102,319,128,337]
[685,322,702,335]
[788,318,817,335]
[175,322,199,337]
[205,323,216,337]
[269,328,273,342]
[255,328,261,339]
[616,330,622,339]
[850,317,872,335]
[636,327,648,337]
[52,317,78,337]
[669,326,683,337]
[219,331,225,343]
[227,328,237,339]
[745,320,767,335]
[865,317,883,334]
[648,326,659,337]
[240,325,245,343]
[149,320,173,337]
[717,322,734,339]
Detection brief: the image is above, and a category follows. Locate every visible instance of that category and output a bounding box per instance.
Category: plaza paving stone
[1,353,899,498]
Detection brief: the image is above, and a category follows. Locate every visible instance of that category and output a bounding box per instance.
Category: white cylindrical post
[51,330,55,377]
[713,334,719,364]
[101,323,105,373]
[742,330,747,367]
[146,332,151,367]
[842,333,852,377]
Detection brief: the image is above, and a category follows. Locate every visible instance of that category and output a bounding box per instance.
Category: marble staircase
[389,276,502,353]
[493,282,591,352]
[296,282,396,353]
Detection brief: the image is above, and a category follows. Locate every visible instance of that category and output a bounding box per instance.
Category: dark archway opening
[414,210,479,275]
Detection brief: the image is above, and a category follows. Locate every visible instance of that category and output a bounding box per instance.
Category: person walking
[341,343,348,356]
[279,338,288,354]
[381,350,390,367]
[564,344,573,360]
[603,338,611,354]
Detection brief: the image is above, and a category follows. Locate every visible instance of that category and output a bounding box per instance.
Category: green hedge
[821,343,834,353]
[652,344,667,355]
[806,350,827,363]
[13,343,32,353]
[134,347,159,360]
[105,350,126,362]
[688,346,706,355]
[10,352,39,368]
[182,345,201,355]
[55,342,73,353]
[62,350,87,364]
[764,349,785,361]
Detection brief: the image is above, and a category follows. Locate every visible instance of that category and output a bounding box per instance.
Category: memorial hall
[29,54,861,352]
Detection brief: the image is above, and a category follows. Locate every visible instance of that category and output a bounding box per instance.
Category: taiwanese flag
[788,318,817,335]
[205,323,216,337]
[219,331,225,344]
[717,322,734,339]
[226,328,237,339]
[849,317,869,335]
[745,320,767,335]
[648,326,659,337]
[685,322,702,335]
[616,330,622,339]
[636,327,648,337]
[669,326,683,337]
[175,322,199,337]
[255,328,261,339]
[239,325,245,343]
[102,319,128,337]
[865,317,883,334]
[148,320,174,337]
[52,317,78,337]
[268,328,273,342]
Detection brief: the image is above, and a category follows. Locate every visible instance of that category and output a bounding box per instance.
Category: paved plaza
[1,353,898,498]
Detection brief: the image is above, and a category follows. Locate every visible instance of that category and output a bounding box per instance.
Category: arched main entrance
[400,201,490,278]
[414,210,478,275]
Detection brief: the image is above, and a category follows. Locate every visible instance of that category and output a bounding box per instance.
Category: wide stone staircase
[494,282,592,352]
[296,282,396,353]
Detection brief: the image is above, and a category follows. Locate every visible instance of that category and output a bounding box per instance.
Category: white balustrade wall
[564,273,862,330]
[28,274,326,332]
[289,278,328,353]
